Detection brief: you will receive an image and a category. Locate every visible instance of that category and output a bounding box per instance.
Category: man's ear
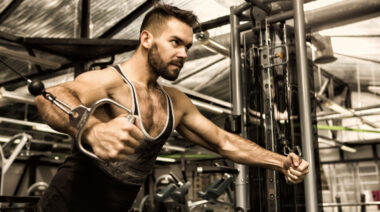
[140,30,153,49]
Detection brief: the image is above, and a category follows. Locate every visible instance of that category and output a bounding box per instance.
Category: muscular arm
[34,69,143,160]
[176,99,285,171]
[172,88,308,182]
[34,71,108,137]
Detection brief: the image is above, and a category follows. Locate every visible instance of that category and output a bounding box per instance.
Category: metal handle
[71,98,134,161]
[285,145,303,184]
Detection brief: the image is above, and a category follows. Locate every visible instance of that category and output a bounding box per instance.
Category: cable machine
[230,1,321,211]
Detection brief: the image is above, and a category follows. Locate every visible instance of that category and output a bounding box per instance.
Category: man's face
[147,17,193,81]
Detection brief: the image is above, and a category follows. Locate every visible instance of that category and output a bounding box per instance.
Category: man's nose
[177,47,188,59]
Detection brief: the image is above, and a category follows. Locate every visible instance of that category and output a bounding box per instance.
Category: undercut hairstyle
[140,3,199,36]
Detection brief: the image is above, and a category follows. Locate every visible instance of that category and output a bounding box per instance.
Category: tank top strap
[110,64,175,140]
[156,84,175,141]
[109,65,138,116]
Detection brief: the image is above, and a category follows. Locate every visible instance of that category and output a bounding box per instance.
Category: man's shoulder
[75,66,122,86]
[161,84,185,99]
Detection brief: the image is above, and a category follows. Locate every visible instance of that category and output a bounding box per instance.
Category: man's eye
[172,40,179,46]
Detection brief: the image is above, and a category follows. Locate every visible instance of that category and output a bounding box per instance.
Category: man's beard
[148,43,183,81]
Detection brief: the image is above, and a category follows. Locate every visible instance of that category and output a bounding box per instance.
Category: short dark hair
[140,3,199,35]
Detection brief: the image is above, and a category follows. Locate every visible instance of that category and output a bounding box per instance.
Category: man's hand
[85,115,144,160]
[282,152,309,184]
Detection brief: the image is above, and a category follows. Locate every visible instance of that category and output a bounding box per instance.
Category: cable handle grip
[0,62,136,161]
[284,145,303,185]
[72,98,134,161]
[39,83,134,160]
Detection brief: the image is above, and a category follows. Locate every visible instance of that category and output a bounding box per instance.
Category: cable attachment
[42,91,77,117]
[279,136,303,184]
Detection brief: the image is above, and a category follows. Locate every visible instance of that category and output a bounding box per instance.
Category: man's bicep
[176,122,216,151]
[58,71,108,106]
[178,98,225,150]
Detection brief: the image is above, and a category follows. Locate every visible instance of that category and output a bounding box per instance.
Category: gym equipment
[0,133,31,196]
[152,165,239,212]
[2,61,134,161]
[27,181,49,196]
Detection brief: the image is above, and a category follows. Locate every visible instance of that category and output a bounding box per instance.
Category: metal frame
[0,0,24,25]
[99,0,155,38]
[230,5,249,211]
[292,1,318,211]
[76,0,91,76]
[320,142,380,164]
[0,133,31,195]
[238,0,380,33]
[194,15,230,33]
[259,19,280,212]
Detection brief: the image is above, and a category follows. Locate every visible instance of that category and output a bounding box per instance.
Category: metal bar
[161,82,232,109]
[230,10,243,116]
[23,38,138,46]
[249,0,272,15]
[25,46,42,73]
[267,10,294,23]
[0,31,21,43]
[245,0,380,32]
[12,162,28,196]
[330,34,380,38]
[0,116,65,135]
[293,0,318,212]
[322,202,380,207]
[1,133,29,195]
[0,135,71,149]
[230,6,249,211]
[99,0,154,38]
[0,63,74,88]
[80,0,90,38]
[0,0,24,25]
[233,2,251,15]
[336,196,343,212]
[361,193,366,212]
[198,39,229,56]
[239,10,294,32]
[193,66,229,91]
[320,158,380,165]
[305,0,380,33]
[260,20,279,212]
[0,87,34,105]
[238,23,251,32]
[28,156,37,188]
[173,57,225,84]
[316,94,377,128]
[372,144,378,159]
[195,15,230,33]
[77,0,90,77]
[335,52,380,65]
[0,196,39,203]
[0,46,61,69]
[190,99,231,115]
[317,107,380,121]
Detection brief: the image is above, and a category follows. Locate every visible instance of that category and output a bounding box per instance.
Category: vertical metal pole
[80,0,90,38]
[75,0,90,77]
[260,20,279,212]
[230,9,243,116]
[230,6,249,211]
[292,0,319,212]
[361,193,366,212]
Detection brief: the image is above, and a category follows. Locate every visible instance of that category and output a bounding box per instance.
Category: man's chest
[108,85,170,137]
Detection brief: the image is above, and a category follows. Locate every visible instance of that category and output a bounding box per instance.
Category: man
[35,4,309,212]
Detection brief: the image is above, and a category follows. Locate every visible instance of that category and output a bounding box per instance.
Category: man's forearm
[34,86,101,137]
[219,132,286,172]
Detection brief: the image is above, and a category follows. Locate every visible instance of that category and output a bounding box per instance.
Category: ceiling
[0,0,379,159]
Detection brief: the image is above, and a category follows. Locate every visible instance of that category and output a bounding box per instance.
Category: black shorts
[37,156,141,212]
